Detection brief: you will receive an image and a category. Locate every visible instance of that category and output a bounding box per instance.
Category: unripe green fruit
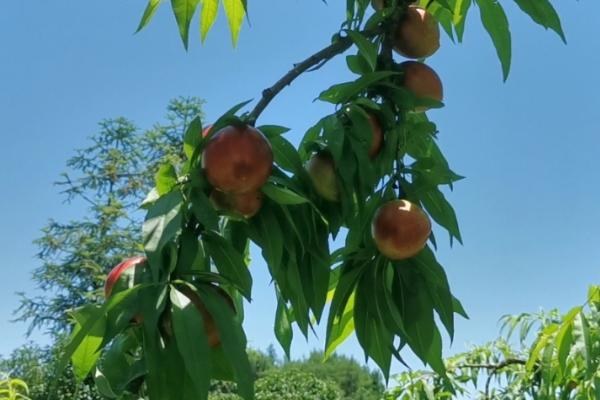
[306,153,340,202]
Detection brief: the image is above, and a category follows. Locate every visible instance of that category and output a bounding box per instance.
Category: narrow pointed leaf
[171,0,201,49]
[222,0,246,46]
[137,0,164,32]
[476,0,511,80]
[513,0,566,42]
[200,0,219,42]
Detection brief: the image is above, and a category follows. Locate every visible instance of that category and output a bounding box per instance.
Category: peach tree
[59,0,567,399]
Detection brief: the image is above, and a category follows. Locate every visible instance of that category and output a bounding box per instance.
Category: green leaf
[71,306,107,380]
[476,0,511,80]
[94,369,119,398]
[347,31,378,72]
[203,231,252,299]
[580,313,594,378]
[170,287,211,399]
[318,71,397,104]
[183,116,203,159]
[354,270,393,380]
[249,204,284,273]
[155,163,178,195]
[526,324,558,371]
[397,268,443,373]
[200,0,219,42]
[171,0,201,49]
[59,306,104,373]
[451,0,472,41]
[96,332,145,398]
[412,248,456,340]
[256,125,290,138]
[513,0,565,42]
[222,0,246,46]
[326,260,367,357]
[262,182,309,205]
[143,190,184,266]
[137,0,164,32]
[190,189,219,232]
[421,0,455,42]
[275,291,294,359]
[555,307,579,374]
[416,185,462,244]
[270,136,304,175]
[324,292,356,359]
[346,54,373,75]
[195,285,254,400]
[452,296,469,319]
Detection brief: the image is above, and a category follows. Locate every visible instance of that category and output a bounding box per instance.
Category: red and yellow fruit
[371,199,431,260]
[105,256,149,324]
[210,189,263,218]
[400,61,443,112]
[104,256,148,299]
[393,5,440,59]
[306,153,340,202]
[202,124,273,194]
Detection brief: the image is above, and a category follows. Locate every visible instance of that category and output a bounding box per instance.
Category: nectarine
[202,125,273,194]
[393,5,440,59]
[306,153,340,202]
[371,199,431,260]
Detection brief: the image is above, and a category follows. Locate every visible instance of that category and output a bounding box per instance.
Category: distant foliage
[254,370,342,400]
[0,373,30,400]
[0,343,99,400]
[386,285,600,399]
[282,352,384,400]
[15,98,205,337]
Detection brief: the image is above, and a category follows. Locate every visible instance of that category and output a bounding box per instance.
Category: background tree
[386,285,600,399]
[5,98,204,399]
[15,97,204,336]
[281,352,384,400]
[209,349,384,400]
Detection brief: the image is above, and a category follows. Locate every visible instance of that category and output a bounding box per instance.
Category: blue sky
[1,0,599,380]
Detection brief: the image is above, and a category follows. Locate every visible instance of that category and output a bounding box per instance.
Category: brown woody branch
[458,359,526,370]
[458,359,526,399]
[247,25,384,124]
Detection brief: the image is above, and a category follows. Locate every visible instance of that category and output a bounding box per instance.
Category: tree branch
[458,359,526,370]
[457,359,526,399]
[247,26,384,124]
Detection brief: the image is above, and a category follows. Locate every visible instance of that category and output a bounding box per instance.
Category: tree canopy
[5,0,575,399]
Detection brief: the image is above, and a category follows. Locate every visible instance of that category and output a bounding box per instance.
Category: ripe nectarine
[202,125,273,194]
[210,189,263,218]
[105,256,147,299]
[400,61,443,112]
[371,199,431,260]
[393,5,440,59]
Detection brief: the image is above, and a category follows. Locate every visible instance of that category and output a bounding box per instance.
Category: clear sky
[1,0,599,380]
